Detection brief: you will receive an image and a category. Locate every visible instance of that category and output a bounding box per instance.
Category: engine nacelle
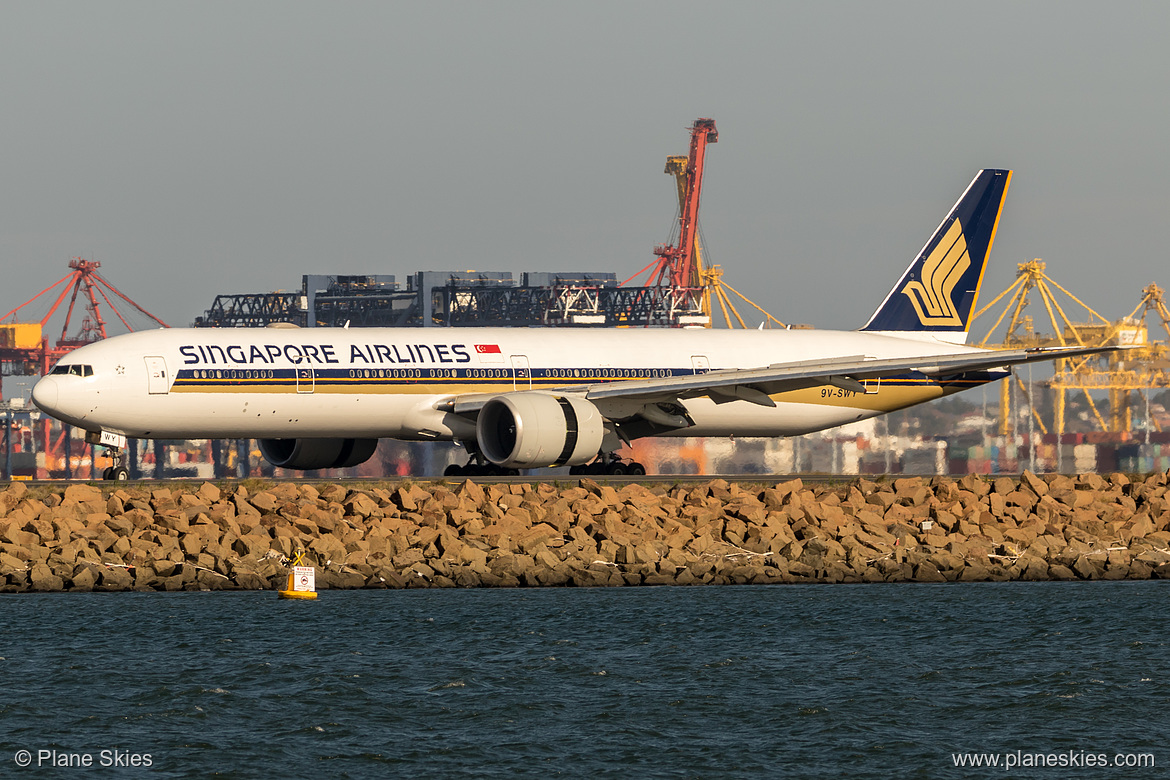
[258,438,378,471]
[476,392,604,468]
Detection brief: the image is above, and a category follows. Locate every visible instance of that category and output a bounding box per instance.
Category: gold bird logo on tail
[900,219,969,326]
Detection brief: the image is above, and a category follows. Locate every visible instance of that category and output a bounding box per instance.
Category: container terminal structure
[195,120,728,333]
[195,271,638,330]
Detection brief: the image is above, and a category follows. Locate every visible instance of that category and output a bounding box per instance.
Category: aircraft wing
[581,345,1124,407]
[443,344,1123,417]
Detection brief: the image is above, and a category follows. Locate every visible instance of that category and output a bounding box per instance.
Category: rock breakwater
[3,473,1170,592]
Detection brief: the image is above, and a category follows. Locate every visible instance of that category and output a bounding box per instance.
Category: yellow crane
[972,260,1170,435]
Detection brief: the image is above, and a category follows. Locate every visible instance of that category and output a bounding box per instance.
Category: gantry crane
[0,258,169,472]
[662,156,786,329]
[1,257,169,363]
[972,259,1170,435]
[1057,282,1170,434]
[622,118,718,325]
[651,117,717,293]
[624,118,787,329]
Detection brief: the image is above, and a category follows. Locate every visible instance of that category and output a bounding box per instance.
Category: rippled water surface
[2,583,1168,778]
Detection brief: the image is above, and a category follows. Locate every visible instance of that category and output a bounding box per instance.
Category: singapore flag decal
[474,343,504,363]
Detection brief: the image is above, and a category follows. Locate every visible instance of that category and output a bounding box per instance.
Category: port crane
[622,118,718,326]
[0,258,168,476]
[626,118,786,329]
[973,260,1170,435]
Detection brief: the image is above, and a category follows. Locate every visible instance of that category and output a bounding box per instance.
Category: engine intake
[258,438,378,471]
[476,392,604,469]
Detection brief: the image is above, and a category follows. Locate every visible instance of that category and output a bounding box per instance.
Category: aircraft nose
[32,376,59,412]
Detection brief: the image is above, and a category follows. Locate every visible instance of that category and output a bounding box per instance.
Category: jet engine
[258,438,378,471]
[476,392,604,469]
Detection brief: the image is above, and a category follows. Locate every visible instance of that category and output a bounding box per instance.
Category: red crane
[624,118,719,299]
[2,257,169,394]
[2,258,168,348]
[1,258,168,475]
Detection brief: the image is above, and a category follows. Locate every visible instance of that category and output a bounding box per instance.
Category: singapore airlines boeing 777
[32,169,1116,478]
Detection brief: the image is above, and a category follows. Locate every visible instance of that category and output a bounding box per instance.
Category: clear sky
[4,1,1168,337]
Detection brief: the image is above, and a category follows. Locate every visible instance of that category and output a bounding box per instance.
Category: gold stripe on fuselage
[170,376,991,414]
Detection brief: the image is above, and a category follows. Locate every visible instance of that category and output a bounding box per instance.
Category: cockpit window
[50,364,93,377]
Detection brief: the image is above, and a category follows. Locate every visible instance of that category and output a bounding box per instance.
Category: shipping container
[0,323,42,349]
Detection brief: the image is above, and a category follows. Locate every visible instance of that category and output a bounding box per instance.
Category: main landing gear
[569,454,646,476]
[442,454,646,478]
[443,456,520,478]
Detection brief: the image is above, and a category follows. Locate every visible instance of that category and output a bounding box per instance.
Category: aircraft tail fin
[860,169,1012,344]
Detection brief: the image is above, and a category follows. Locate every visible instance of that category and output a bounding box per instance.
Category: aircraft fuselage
[32,326,1002,442]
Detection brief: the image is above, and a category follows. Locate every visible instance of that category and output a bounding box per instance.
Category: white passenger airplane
[32,169,1117,479]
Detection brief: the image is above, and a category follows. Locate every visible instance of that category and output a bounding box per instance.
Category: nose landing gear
[99,445,130,481]
[101,463,130,481]
[85,430,130,481]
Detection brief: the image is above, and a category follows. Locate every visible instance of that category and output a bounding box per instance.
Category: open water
[1,582,1167,778]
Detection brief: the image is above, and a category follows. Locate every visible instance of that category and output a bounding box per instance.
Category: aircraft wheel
[444,464,465,477]
[568,465,583,476]
[606,462,627,476]
[112,467,130,481]
[101,467,114,480]
[626,462,646,476]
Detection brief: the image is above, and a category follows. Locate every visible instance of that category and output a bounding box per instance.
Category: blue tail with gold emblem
[861,169,1012,344]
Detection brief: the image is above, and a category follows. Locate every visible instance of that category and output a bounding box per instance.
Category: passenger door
[296,367,315,394]
[511,355,531,390]
[144,356,170,395]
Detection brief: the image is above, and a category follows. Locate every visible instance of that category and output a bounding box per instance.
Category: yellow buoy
[278,550,318,600]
